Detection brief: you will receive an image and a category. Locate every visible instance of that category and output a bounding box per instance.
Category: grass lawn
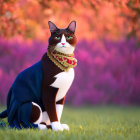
[0,106,140,140]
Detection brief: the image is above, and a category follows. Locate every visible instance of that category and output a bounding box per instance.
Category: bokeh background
[0,0,140,106]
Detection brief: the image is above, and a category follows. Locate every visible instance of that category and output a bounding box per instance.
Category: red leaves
[0,0,140,40]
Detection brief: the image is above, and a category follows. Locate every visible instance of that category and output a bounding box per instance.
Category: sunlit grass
[0,106,140,140]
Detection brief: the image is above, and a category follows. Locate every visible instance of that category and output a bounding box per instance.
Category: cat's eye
[67,36,73,40]
[55,36,60,40]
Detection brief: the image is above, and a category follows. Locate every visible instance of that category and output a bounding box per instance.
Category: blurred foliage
[0,0,140,106]
[0,0,140,41]
[0,38,140,105]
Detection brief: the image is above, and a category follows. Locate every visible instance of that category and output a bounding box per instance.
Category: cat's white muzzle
[54,44,75,54]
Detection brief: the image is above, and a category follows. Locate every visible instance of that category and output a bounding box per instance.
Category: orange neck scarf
[47,50,77,71]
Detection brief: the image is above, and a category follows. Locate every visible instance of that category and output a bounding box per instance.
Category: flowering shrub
[68,38,140,105]
[0,37,140,105]
[0,37,47,103]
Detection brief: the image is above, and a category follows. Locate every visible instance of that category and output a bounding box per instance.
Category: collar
[47,49,77,71]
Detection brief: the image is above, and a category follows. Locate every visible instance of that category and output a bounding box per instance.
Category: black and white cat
[0,21,77,131]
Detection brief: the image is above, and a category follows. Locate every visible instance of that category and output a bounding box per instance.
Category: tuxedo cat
[0,21,77,131]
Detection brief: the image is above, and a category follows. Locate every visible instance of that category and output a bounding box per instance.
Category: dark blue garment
[4,61,45,129]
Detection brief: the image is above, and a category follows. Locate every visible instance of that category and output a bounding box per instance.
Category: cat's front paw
[51,121,63,131]
[61,124,69,131]
[38,124,47,130]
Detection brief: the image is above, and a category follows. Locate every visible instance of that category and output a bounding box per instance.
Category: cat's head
[48,21,77,55]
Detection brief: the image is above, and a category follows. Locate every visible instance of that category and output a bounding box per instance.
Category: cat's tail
[0,110,7,119]
[0,110,7,128]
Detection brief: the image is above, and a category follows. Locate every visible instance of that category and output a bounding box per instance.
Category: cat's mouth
[60,46,66,48]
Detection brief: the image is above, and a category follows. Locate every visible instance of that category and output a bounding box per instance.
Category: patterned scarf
[47,50,77,71]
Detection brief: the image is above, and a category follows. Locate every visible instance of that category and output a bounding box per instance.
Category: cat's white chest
[50,68,74,102]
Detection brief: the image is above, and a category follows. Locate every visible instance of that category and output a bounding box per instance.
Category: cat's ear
[67,21,76,33]
[48,21,58,33]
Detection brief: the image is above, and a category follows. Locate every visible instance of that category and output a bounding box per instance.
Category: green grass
[0,106,140,140]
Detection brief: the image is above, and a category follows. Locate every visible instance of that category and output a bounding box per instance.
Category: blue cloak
[0,61,45,129]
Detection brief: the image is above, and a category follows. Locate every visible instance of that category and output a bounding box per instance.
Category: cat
[0,21,77,131]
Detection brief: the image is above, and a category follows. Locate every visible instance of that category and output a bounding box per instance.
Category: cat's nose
[61,43,65,45]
